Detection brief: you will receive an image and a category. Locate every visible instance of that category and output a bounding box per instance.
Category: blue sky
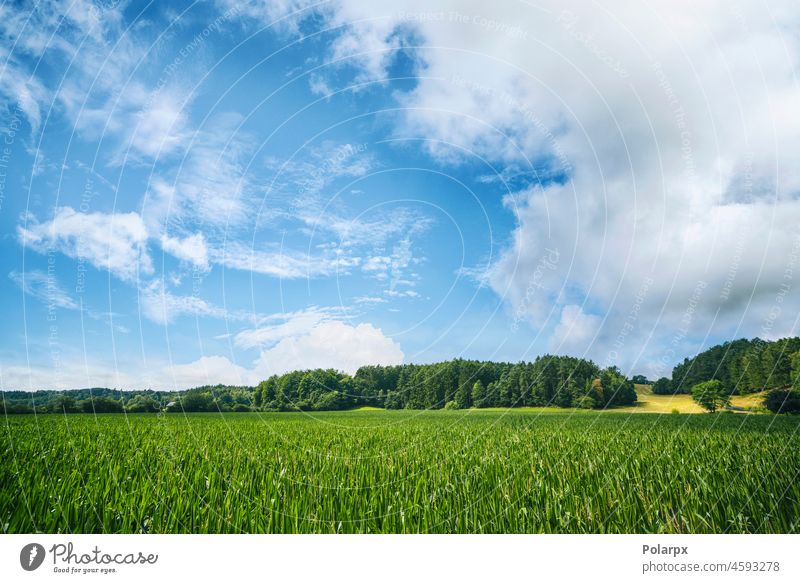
[1,1,799,389]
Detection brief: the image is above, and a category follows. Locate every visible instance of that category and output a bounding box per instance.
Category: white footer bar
[1,534,797,582]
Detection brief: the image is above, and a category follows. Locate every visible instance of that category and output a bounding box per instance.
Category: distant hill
[658,337,800,395]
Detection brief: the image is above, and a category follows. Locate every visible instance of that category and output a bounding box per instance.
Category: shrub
[764,389,800,414]
[573,395,597,409]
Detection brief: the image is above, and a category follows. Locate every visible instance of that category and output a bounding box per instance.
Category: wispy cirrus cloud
[212,241,359,279]
[0,0,196,162]
[9,270,78,310]
[139,280,259,325]
[233,306,345,349]
[145,113,256,232]
[18,207,153,282]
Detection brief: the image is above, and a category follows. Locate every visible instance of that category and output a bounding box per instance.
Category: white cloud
[548,305,602,356]
[354,295,388,304]
[0,360,139,391]
[159,233,209,270]
[234,306,404,377]
[0,1,195,162]
[0,61,49,135]
[71,85,193,165]
[8,270,134,333]
[234,306,342,349]
[269,0,800,370]
[162,356,252,389]
[9,270,78,310]
[264,140,376,204]
[1,313,403,389]
[0,355,250,391]
[139,280,255,325]
[253,320,403,376]
[125,90,191,161]
[214,0,321,34]
[308,74,334,97]
[214,241,355,279]
[18,208,152,282]
[149,113,254,228]
[0,1,106,133]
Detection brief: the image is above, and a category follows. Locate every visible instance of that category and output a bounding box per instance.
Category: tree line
[651,337,800,395]
[4,337,800,415]
[647,337,800,414]
[1,357,637,414]
[253,356,637,411]
[0,386,254,415]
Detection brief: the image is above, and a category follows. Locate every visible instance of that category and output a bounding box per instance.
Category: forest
[254,356,635,411]
[653,337,800,395]
[3,336,800,414]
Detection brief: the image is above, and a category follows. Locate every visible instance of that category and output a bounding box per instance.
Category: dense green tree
[453,381,471,409]
[691,380,730,413]
[651,377,673,395]
[174,391,214,412]
[597,367,637,408]
[80,396,124,413]
[257,378,277,408]
[125,395,161,413]
[52,394,79,413]
[792,351,800,388]
[384,391,403,409]
[470,380,487,408]
[0,401,34,414]
[763,388,800,414]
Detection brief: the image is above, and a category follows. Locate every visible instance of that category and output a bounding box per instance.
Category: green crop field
[2,410,799,534]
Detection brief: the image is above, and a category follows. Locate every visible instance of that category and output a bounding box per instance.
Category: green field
[2,410,799,533]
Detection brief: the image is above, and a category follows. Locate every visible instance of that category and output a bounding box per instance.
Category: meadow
[1,410,799,534]
[618,384,770,414]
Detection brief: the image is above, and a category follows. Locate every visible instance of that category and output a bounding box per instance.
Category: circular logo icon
[20,543,46,571]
